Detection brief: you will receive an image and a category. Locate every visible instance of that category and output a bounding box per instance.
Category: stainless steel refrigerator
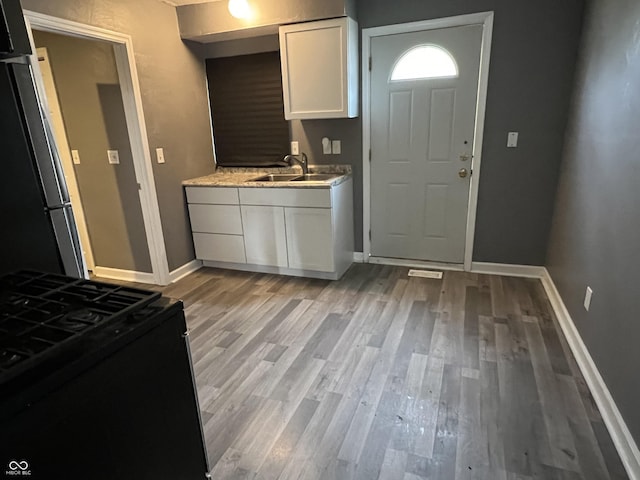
[0,0,85,278]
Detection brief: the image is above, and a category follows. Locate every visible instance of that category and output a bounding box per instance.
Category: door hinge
[369,229,372,241]
[137,183,142,190]
[369,149,371,162]
[369,57,372,71]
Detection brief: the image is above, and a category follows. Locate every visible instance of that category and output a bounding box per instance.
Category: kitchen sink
[247,174,302,182]
[291,173,340,181]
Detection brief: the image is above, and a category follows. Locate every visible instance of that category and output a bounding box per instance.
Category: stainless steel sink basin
[247,174,302,182]
[291,173,340,182]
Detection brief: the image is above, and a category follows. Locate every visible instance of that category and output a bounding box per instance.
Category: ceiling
[161,0,221,6]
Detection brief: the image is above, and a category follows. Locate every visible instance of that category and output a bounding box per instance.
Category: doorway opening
[24,11,170,285]
[362,12,494,271]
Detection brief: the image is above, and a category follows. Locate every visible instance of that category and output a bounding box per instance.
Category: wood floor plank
[558,373,612,480]
[523,320,579,472]
[455,375,488,479]
[378,448,408,480]
[278,391,343,480]
[137,266,629,480]
[480,359,507,480]
[257,397,320,480]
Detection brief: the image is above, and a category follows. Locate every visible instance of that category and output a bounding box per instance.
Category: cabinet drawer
[185,187,239,205]
[188,204,243,235]
[192,233,246,264]
[238,188,331,208]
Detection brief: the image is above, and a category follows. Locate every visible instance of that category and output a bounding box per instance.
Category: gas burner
[67,310,104,324]
[48,317,92,333]
[0,350,26,370]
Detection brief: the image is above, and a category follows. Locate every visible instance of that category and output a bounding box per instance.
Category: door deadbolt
[458,168,468,178]
[460,154,470,162]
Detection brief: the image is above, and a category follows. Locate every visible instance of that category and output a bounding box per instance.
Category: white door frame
[362,11,494,271]
[24,11,171,285]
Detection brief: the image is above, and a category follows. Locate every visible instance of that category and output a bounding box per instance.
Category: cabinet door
[188,204,243,235]
[241,206,288,267]
[279,17,358,120]
[284,207,334,272]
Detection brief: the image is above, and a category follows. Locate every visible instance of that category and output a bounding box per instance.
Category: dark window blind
[206,52,289,167]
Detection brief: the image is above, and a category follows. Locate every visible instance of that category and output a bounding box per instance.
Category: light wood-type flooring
[153,264,628,480]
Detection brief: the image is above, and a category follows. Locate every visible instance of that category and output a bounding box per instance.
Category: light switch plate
[156,148,165,164]
[107,150,119,164]
[507,132,519,148]
[332,140,341,155]
[322,137,332,155]
[290,141,299,155]
[71,150,81,165]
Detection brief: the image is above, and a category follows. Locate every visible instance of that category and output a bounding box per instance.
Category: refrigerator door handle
[49,205,87,279]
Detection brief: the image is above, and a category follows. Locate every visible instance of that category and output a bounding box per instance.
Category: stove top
[0,271,161,385]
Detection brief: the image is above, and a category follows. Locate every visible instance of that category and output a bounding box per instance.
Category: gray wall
[346,0,585,260]
[23,0,216,272]
[547,0,640,443]
[200,0,584,257]
[33,30,152,273]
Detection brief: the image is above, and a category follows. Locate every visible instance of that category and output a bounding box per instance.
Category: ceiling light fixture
[228,0,252,19]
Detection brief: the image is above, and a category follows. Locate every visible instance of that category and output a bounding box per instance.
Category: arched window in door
[390,44,458,81]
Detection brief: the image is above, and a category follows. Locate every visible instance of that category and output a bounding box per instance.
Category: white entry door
[370,25,483,263]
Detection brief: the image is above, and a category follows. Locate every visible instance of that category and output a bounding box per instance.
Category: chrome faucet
[284,153,308,175]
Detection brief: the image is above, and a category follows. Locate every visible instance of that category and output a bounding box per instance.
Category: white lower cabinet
[185,179,353,279]
[241,205,288,268]
[284,207,333,272]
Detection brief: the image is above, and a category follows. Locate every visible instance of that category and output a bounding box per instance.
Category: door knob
[458,168,468,178]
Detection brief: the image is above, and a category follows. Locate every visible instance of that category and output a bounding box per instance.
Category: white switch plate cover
[322,137,332,154]
[507,132,519,148]
[71,150,81,165]
[107,150,119,164]
[332,140,341,155]
[584,286,593,311]
[156,148,165,164]
[290,141,299,155]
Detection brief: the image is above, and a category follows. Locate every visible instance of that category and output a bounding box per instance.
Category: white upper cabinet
[279,17,359,120]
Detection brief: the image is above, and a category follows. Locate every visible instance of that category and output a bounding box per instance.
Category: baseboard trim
[169,259,202,283]
[368,256,464,271]
[353,252,365,263]
[92,266,155,284]
[541,268,640,480]
[471,261,546,278]
[201,260,342,280]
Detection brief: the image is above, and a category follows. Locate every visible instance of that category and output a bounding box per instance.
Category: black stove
[0,270,161,386]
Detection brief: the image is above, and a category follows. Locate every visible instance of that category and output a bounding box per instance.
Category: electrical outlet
[507,132,519,148]
[290,141,299,155]
[332,140,341,155]
[584,286,593,311]
[156,148,165,164]
[322,137,332,154]
[107,150,119,164]
[71,150,81,165]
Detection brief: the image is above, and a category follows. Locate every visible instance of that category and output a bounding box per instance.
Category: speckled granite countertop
[182,164,352,189]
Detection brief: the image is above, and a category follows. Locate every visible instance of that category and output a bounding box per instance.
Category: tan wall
[177,0,351,42]
[33,30,152,272]
[23,0,216,272]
